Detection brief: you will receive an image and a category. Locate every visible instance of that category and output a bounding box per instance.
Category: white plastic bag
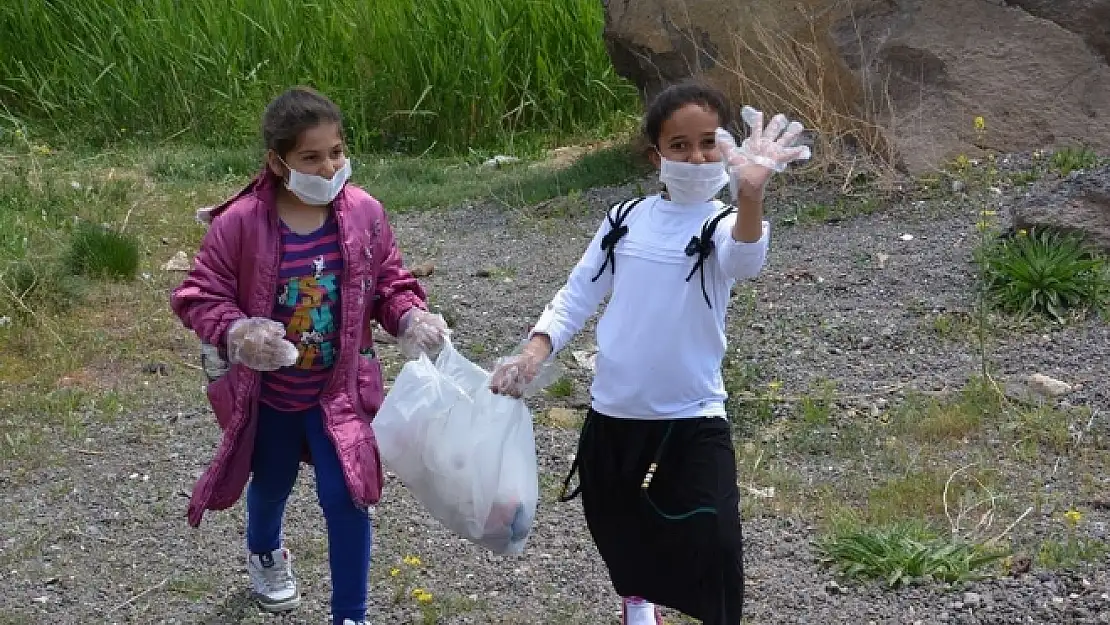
[372,340,539,555]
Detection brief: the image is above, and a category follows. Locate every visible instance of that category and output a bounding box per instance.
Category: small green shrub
[546,376,575,399]
[1050,146,1100,177]
[1008,170,1040,187]
[798,379,836,425]
[64,223,140,281]
[816,522,1009,588]
[977,228,1108,322]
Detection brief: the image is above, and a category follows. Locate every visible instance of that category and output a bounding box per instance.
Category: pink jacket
[170,170,426,527]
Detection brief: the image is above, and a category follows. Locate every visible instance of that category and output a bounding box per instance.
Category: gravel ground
[1,164,1108,624]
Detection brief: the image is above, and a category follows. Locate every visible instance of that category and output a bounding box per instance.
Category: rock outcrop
[1012,163,1110,252]
[601,0,1110,173]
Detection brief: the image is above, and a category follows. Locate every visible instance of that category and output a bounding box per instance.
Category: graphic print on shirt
[283,267,339,368]
[260,215,344,411]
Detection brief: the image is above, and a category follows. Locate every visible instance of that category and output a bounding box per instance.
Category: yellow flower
[1017,229,1028,237]
[1065,509,1082,525]
[403,555,422,567]
[954,154,970,169]
[411,588,433,603]
[32,144,51,155]
[979,210,997,216]
[973,116,986,132]
[390,567,400,577]
[767,381,783,391]
[976,220,992,232]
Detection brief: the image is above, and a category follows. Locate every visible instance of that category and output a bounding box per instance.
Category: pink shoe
[621,597,663,625]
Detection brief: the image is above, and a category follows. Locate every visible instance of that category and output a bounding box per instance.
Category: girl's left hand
[397,308,450,359]
[717,106,811,195]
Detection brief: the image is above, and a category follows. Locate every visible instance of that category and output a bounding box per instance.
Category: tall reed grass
[0,0,636,153]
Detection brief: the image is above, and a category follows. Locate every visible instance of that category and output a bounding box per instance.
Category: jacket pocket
[205,370,236,431]
[340,433,385,507]
[355,348,384,420]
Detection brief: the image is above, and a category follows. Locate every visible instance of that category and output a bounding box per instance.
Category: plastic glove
[397,308,450,360]
[225,317,300,371]
[717,106,811,198]
[489,338,560,398]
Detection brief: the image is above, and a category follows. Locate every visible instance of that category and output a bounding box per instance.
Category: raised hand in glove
[716,106,811,199]
[397,308,450,360]
[226,317,300,372]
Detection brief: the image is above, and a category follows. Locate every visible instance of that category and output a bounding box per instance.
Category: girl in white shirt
[490,81,809,625]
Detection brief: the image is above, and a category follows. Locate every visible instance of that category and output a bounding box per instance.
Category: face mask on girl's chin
[658,157,729,205]
[280,158,352,206]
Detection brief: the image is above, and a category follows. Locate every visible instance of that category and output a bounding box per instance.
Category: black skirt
[560,409,744,624]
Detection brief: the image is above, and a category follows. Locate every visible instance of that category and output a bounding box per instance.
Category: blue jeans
[247,403,372,625]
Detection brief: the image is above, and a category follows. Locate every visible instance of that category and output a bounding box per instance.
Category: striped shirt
[259,213,344,412]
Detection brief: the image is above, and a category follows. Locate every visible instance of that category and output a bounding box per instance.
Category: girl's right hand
[717,106,810,197]
[489,336,552,398]
[226,317,300,371]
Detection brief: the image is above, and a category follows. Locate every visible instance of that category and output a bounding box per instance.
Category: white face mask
[281,158,351,206]
[658,157,728,205]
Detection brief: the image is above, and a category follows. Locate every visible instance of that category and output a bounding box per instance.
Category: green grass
[891,379,1001,444]
[147,140,649,213]
[817,520,1009,588]
[546,376,575,399]
[928,311,977,341]
[798,379,836,425]
[356,141,650,211]
[0,175,89,317]
[0,0,637,154]
[861,469,1000,527]
[149,149,261,183]
[781,196,883,226]
[0,260,87,320]
[1037,534,1108,569]
[0,159,143,319]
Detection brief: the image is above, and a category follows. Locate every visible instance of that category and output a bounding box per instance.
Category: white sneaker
[622,596,663,625]
[341,621,366,625]
[247,547,301,612]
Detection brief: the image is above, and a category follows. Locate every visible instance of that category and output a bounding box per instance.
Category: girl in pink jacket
[171,86,447,625]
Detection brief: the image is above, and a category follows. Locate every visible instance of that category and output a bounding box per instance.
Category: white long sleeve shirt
[532,194,769,420]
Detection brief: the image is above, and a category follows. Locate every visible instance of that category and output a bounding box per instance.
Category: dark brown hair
[643,80,732,148]
[261,86,344,158]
